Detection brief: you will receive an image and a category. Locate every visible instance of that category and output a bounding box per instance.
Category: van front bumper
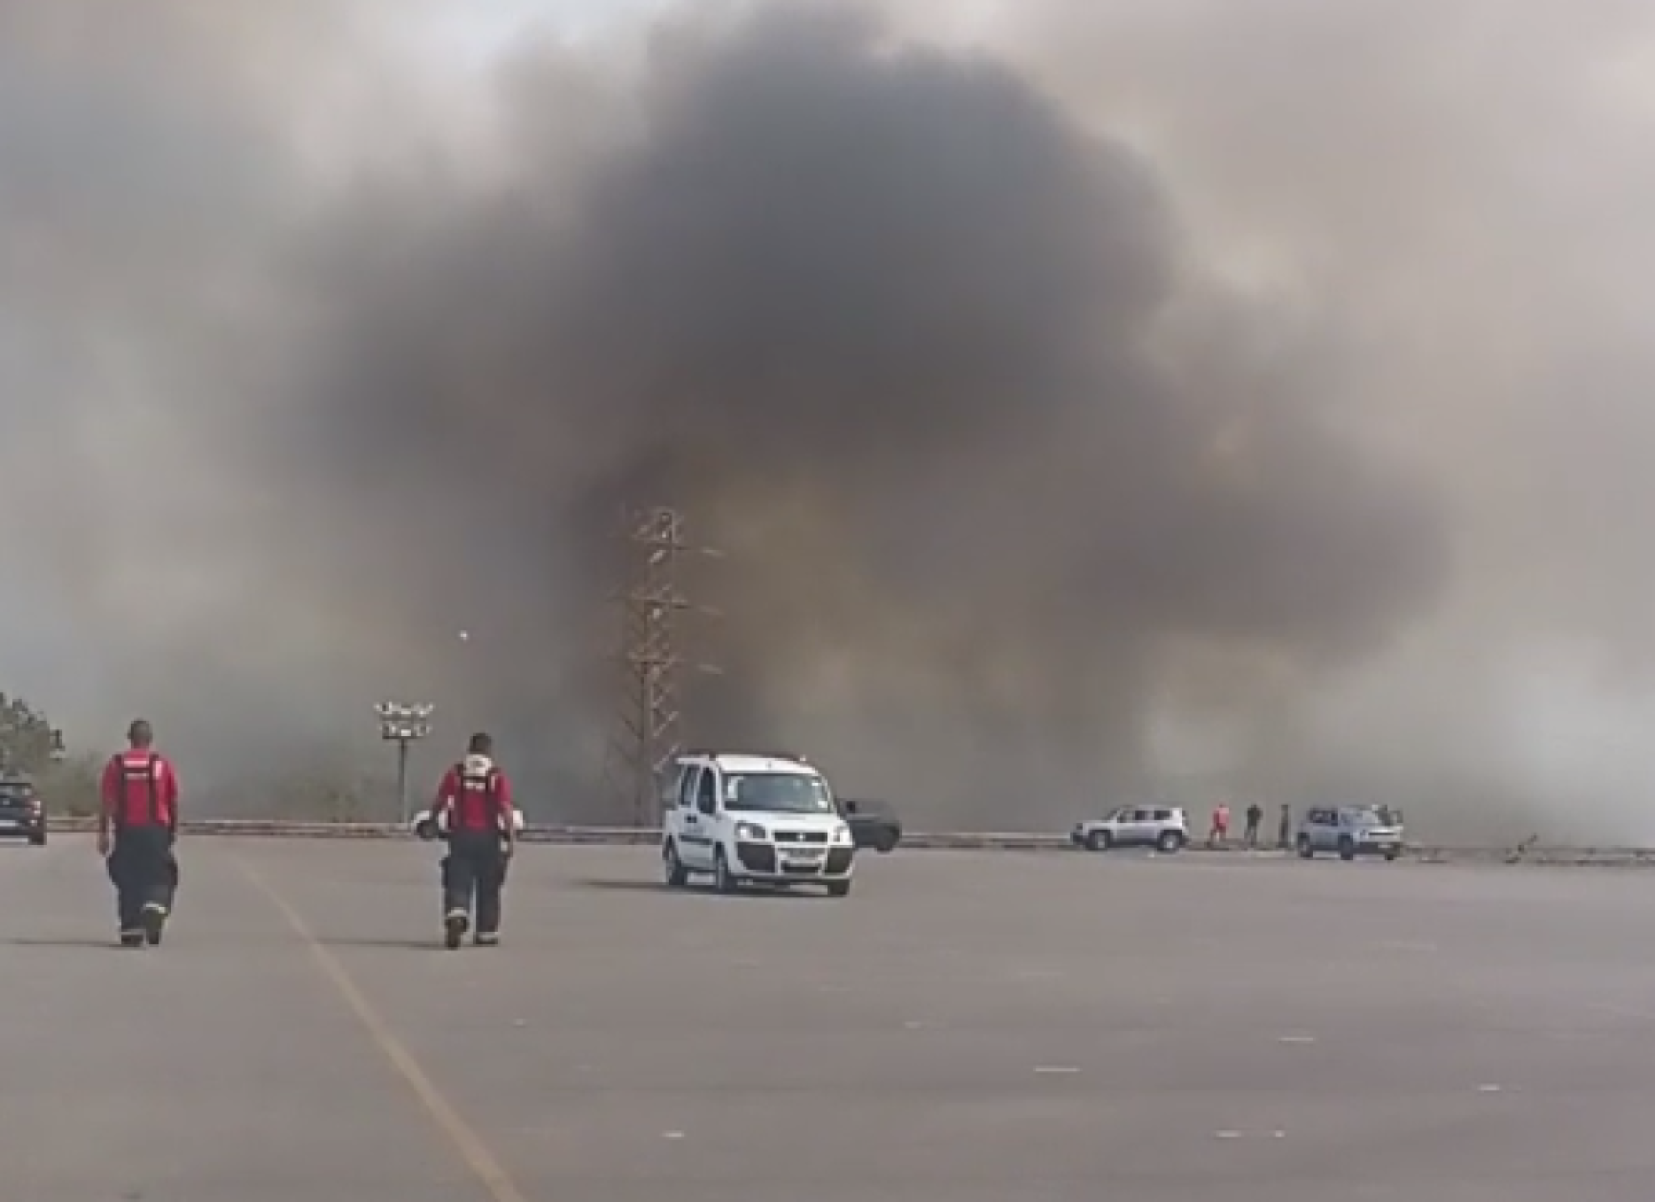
[735,840,855,880]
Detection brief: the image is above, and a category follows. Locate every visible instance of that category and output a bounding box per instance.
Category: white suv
[661,752,856,896]
[1070,805,1189,853]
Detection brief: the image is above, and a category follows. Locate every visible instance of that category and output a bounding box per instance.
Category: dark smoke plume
[268,1,1443,823]
[5,0,1648,837]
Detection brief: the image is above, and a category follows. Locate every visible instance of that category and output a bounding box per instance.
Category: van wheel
[713,848,738,894]
[826,878,852,898]
[29,832,46,847]
[1086,830,1112,852]
[1156,831,1183,854]
[875,831,897,854]
[663,841,689,888]
[1338,836,1356,862]
[1383,848,1400,862]
[1296,834,1313,859]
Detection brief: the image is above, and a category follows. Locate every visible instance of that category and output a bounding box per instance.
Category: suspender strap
[113,754,161,827]
[456,765,501,828]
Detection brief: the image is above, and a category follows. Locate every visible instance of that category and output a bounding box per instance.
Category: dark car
[840,798,901,853]
[0,774,46,846]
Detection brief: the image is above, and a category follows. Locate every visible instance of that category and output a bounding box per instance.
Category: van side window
[696,768,718,816]
[678,766,701,810]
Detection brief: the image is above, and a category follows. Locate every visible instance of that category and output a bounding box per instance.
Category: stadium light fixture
[375,701,434,824]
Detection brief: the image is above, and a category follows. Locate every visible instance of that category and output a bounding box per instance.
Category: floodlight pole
[396,742,409,825]
[375,701,434,824]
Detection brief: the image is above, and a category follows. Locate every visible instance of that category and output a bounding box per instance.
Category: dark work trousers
[442,830,509,935]
[107,826,179,933]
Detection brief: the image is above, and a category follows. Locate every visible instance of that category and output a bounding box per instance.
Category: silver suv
[1070,806,1188,854]
[1295,805,1404,861]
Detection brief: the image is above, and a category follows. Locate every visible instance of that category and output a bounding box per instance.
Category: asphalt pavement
[2,836,1655,1200]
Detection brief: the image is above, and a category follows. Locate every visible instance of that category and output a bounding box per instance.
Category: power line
[601,505,721,827]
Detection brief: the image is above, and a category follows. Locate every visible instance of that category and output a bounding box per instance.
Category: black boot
[142,903,168,947]
[444,908,469,950]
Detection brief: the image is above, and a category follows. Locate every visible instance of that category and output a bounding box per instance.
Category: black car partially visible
[0,776,46,846]
[841,798,901,853]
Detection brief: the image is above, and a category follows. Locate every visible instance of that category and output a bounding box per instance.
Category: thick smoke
[0,0,1649,837]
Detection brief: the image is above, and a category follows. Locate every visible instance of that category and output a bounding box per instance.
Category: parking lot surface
[2,837,1655,1199]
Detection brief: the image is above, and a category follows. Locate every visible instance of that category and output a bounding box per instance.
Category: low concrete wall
[37,816,1655,865]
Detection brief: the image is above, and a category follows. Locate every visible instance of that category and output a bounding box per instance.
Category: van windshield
[724,773,834,815]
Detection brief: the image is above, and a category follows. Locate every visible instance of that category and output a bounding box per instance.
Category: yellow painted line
[236,857,529,1202]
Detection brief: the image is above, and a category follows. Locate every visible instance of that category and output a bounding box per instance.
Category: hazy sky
[5,0,1655,838]
[430,0,682,62]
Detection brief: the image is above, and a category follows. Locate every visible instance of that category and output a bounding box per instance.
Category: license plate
[785,853,822,865]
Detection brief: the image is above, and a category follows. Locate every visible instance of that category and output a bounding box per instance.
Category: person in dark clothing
[97,719,180,948]
[1277,804,1293,850]
[1243,803,1264,848]
[432,732,517,949]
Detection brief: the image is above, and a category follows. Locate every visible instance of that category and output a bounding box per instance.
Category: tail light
[28,798,42,814]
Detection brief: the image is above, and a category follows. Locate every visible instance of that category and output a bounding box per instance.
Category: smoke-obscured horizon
[2,0,1652,839]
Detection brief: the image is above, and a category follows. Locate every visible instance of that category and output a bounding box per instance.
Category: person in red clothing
[431,732,516,949]
[97,719,180,948]
[1208,800,1231,849]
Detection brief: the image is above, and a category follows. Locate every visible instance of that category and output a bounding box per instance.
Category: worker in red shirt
[97,719,180,948]
[431,732,516,949]
[1208,800,1231,849]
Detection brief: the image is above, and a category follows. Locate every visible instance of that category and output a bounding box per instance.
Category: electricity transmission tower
[601,505,721,827]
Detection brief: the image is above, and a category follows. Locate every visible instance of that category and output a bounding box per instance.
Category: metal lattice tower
[602,506,720,827]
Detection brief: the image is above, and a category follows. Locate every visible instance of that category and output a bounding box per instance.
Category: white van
[661,752,855,896]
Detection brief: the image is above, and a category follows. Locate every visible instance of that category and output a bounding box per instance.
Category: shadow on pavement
[571,878,670,894]
[0,936,123,949]
[571,878,821,901]
[317,936,446,951]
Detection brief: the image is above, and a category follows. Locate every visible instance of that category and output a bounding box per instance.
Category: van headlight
[832,824,852,844]
[735,822,769,841]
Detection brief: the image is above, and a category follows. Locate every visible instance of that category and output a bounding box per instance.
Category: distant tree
[210,757,398,822]
[0,693,64,775]
[266,767,382,822]
[38,753,102,817]
[0,692,94,814]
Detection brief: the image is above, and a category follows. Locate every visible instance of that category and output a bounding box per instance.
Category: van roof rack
[678,748,808,763]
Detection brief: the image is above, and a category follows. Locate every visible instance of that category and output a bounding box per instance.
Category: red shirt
[101,750,180,829]
[434,761,514,833]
